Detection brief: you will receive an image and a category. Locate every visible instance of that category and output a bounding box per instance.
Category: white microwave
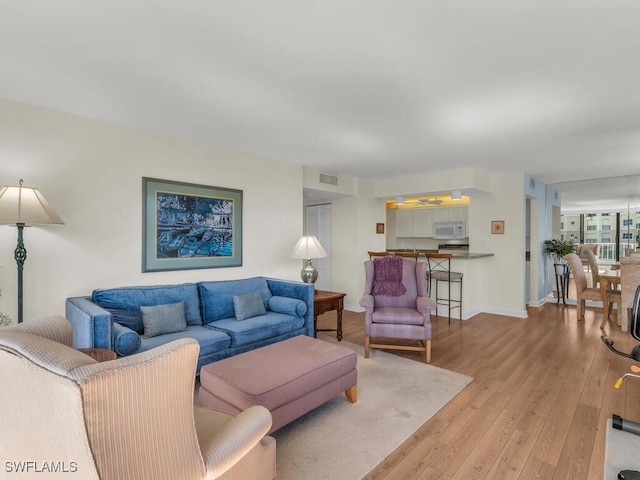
[433,221,466,239]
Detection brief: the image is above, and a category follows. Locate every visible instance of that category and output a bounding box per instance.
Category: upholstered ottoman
[198,335,357,433]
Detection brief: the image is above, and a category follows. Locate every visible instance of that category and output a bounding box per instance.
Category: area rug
[272,339,473,480]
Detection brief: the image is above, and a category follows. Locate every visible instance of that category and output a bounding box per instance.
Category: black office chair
[601,285,640,360]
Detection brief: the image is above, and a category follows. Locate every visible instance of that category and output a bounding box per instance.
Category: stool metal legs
[429,274,462,324]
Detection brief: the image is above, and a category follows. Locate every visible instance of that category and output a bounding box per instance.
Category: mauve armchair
[360,258,437,363]
[0,315,276,480]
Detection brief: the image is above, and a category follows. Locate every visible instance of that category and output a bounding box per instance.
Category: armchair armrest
[6,314,73,347]
[417,296,437,314]
[65,296,113,349]
[195,405,272,478]
[359,295,374,309]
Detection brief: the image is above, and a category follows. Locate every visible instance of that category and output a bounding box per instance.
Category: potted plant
[543,239,575,266]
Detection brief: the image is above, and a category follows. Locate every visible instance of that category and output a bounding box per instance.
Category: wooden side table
[77,347,117,362]
[313,290,346,341]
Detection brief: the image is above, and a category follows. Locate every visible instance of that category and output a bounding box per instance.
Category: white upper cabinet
[395,206,468,238]
[396,209,415,237]
[414,209,434,237]
[396,208,434,237]
[433,205,467,222]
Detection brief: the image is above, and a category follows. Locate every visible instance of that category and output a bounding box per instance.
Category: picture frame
[491,220,505,234]
[142,177,242,272]
[376,223,385,234]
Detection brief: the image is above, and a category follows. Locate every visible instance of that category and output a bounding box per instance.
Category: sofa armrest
[113,323,141,356]
[265,278,314,337]
[267,296,307,317]
[65,296,114,350]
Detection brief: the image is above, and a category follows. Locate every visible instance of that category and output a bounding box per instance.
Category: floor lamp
[0,180,64,323]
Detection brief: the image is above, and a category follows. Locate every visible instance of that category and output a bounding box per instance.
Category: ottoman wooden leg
[345,385,357,403]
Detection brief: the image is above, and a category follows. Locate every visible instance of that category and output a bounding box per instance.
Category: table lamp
[0,179,64,323]
[292,235,328,284]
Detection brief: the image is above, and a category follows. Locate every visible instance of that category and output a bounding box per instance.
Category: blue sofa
[66,276,314,371]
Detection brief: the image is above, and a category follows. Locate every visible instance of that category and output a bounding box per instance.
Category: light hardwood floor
[315,300,640,480]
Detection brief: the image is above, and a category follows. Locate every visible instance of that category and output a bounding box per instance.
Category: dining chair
[367,251,389,259]
[584,248,600,287]
[564,253,621,325]
[620,256,640,332]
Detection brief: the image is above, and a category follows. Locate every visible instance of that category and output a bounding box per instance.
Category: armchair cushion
[233,291,267,321]
[372,307,424,325]
[140,301,188,338]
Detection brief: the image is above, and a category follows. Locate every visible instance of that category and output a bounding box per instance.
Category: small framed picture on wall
[491,220,505,234]
[376,223,385,234]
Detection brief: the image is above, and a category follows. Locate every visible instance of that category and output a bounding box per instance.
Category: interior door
[305,204,332,291]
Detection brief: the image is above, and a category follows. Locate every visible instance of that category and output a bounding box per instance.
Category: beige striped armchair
[0,315,276,480]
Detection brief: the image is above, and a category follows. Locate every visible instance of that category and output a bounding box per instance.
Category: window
[562,210,640,262]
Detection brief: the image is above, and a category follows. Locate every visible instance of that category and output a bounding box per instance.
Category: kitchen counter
[449,253,494,259]
[386,250,494,259]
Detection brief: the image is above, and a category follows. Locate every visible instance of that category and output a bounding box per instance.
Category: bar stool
[425,253,463,323]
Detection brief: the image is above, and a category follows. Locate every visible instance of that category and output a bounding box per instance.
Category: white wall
[0,98,304,322]
[330,180,385,311]
[468,172,528,317]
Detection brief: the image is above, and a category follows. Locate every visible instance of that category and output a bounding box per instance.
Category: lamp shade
[292,235,328,259]
[0,180,64,225]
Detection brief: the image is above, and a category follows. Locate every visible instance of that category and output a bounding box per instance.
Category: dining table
[599,269,621,329]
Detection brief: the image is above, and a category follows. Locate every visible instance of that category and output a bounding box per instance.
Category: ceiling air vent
[319,173,338,186]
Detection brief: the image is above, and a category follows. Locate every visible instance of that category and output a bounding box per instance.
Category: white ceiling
[1,1,640,212]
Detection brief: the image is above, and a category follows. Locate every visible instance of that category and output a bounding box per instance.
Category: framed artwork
[142,177,242,272]
[491,220,505,234]
[376,223,385,234]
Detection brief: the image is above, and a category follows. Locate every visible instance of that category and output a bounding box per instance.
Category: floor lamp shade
[292,235,328,284]
[0,180,64,322]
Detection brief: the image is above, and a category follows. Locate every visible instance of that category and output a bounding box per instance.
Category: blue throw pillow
[233,291,267,321]
[140,302,188,338]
